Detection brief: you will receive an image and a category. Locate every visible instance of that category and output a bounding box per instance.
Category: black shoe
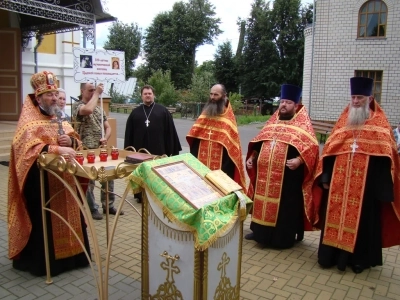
[91,210,103,220]
[351,265,364,274]
[245,233,255,240]
[103,207,124,215]
[296,233,304,242]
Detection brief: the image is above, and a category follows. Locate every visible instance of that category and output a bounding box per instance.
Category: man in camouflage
[73,82,124,219]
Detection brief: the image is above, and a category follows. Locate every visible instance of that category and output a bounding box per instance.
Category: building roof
[104,78,138,98]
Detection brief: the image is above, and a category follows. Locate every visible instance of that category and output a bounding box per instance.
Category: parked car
[261,97,280,115]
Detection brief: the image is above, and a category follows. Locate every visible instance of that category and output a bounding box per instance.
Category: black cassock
[124,103,181,156]
[250,143,305,249]
[13,145,90,276]
[318,156,393,272]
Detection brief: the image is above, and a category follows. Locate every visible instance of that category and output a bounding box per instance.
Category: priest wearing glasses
[245,84,319,249]
[312,77,400,274]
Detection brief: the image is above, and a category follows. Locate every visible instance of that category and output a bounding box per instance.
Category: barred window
[358,1,387,38]
[354,70,383,103]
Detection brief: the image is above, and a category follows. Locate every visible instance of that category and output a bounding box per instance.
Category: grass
[236,115,271,126]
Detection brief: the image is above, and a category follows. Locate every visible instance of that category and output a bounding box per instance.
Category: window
[358,1,387,38]
[355,70,383,103]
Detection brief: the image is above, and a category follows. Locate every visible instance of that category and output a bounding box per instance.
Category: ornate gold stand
[37,148,142,300]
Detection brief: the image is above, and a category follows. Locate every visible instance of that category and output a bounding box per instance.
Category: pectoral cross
[351,140,358,153]
[270,138,276,150]
[145,119,150,127]
[51,111,65,135]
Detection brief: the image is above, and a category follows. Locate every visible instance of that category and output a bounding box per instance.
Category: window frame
[357,0,387,38]
[354,70,383,103]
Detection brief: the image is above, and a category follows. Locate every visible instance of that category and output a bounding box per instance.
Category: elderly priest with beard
[186,84,247,191]
[313,77,400,274]
[8,71,90,276]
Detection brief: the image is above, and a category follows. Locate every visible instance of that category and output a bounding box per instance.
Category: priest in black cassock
[124,84,182,202]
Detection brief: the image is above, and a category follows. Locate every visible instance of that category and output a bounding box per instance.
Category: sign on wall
[73,48,125,83]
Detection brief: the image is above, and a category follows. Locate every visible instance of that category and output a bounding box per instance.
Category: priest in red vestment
[8,71,90,276]
[245,84,319,249]
[186,84,247,192]
[313,77,400,273]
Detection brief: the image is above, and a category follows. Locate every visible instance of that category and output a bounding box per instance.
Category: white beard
[347,101,370,126]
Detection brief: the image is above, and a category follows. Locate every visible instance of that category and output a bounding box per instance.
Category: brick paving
[0,162,399,299]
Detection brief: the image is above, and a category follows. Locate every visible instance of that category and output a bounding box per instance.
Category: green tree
[103,21,142,79]
[132,63,152,83]
[270,0,305,86]
[239,0,312,98]
[145,69,178,107]
[144,0,222,89]
[187,72,210,103]
[240,0,280,98]
[214,41,238,94]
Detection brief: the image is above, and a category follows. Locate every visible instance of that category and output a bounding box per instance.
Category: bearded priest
[186,84,247,192]
[313,77,400,274]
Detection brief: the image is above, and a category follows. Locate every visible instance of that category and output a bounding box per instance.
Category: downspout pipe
[308,0,316,116]
[34,33,44,73]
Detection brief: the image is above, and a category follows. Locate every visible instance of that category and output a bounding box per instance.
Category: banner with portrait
[72,48,125,83]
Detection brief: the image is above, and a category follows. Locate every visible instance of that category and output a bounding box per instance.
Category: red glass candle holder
[87,151,95,163]
[76,152,84,165]
[99,149,108,162]
[111,147,119,160]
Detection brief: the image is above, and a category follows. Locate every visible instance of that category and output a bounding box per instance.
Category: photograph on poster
[111,57,120,69]
[80,55,93,68]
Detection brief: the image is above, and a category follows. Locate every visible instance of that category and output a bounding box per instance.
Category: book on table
[205,169,243,196]
[125,152,157,164]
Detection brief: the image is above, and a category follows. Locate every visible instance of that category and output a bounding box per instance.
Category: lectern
[128,153,252,300]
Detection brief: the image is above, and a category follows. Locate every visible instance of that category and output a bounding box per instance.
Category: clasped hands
[246,156,303,170]
[58,134,76,157]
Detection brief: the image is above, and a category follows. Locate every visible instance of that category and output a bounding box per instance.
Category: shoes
[91,210,103,220]
[245,233,255,240]
[103,207,124,215]
[296,233,304,242]
[351,265,364,274]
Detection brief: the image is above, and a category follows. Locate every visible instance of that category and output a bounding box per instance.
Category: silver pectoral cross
[351,140,359,153]
[145,119,150,127]
[51,111,65,135]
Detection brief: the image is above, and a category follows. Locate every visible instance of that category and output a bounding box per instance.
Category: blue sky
[96,0,313,66]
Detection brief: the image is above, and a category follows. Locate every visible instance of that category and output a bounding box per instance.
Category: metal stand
[38,150,141,300]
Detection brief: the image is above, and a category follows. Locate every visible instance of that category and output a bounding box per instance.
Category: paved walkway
[0,163,399,299]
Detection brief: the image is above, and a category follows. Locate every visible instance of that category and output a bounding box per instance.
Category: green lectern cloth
[128,153,252,250]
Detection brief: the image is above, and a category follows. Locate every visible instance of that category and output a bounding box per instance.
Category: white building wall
[303,0,400,125]
[302,26,313,113]
[21,31,82,105]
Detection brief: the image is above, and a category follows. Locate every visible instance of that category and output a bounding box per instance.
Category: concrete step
[0,153,10,162]
[0,131,14,139]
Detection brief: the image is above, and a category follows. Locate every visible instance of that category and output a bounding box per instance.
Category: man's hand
[322,183,329,190]
[100,138,107,146]
[286,158,301,170]
[58,134,72,147]
[59,147,76,157]
[96,83,104,95]
[246,157,255,169]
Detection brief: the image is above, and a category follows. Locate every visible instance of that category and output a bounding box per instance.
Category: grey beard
[203,99,226,117]
[43,103,61,116]
[347,102,369,126]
